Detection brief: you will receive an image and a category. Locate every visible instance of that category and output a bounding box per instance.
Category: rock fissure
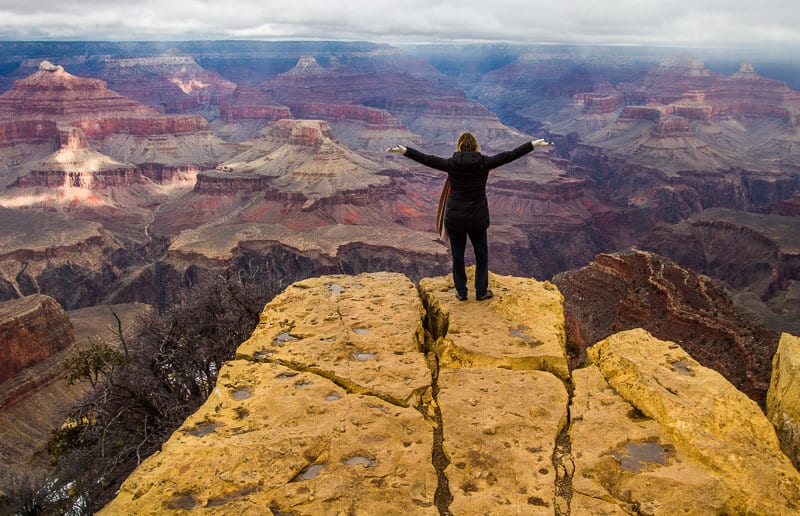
[419,290,454,515]
[270,357,424,409]
[552,406,575,515]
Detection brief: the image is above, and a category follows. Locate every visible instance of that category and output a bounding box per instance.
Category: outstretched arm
[484,139,552,170]
[388,145,452,173]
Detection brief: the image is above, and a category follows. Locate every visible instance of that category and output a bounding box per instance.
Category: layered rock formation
[553,249,780,403]
[102,271,800,514]
[96,55,237,114]
[0,302,148,497]
[0,60,230,169]
[0,295,73,389]
[259,54,525,154]
[544,56,800,173]
[643,208,800,336]
[0,207,124,309]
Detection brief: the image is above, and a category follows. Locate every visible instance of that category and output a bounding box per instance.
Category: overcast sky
[1,0,798,48]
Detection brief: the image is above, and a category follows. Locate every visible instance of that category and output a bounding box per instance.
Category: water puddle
[353,328,370,335]
[672,361,696,376]
[290,462,326,482]
[231,389,252,400]
[294,379,311,389]
[276,371,298,380]
[342,455,377,468]
[352,351,378,361]
[274,332,299,347]
[509,324,532,343]
[325,283,345,295]
[610,442,670,473]
[253,349,273,361]
[186,422,218,437]
[325,392,342,401]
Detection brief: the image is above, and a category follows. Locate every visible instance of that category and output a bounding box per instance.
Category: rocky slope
[0,60,231,170]
[0,207,126,309]
[96,55,236,114]
[642,208,800,335]
[0,301,147,496]
[553,249,780,404]
[544,56,800,174]
[101,271,800,514]
[0,294,73,389]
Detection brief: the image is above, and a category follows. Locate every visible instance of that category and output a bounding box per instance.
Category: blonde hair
[456,132,480,152]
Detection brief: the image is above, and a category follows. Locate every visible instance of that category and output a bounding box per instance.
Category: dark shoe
[476,289,494,301]
[456,291,468,301]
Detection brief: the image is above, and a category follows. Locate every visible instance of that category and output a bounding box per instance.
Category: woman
[388,132,551,301]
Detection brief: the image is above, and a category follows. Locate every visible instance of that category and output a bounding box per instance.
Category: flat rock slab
[101,360,437,515]
[419,269,569,380]
[237,272,430,407]
[588,328,800,514]
[437,367,568,514]
[571,365,732,514]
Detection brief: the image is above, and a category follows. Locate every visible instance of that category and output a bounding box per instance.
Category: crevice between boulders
[552,407,575,515]
[418,287,454,515]
[268,357,427,409]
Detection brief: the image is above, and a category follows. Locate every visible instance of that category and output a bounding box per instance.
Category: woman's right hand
[531,139,552,148]
[387,145,407,154]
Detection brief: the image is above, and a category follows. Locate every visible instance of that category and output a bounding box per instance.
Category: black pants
[448,228,489,296]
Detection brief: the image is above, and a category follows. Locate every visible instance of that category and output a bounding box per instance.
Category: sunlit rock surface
[768,333,800,469]
[102,273,800,514]
[586,329,800,514]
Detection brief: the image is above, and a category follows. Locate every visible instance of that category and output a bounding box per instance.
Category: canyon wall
[0,294,73,388]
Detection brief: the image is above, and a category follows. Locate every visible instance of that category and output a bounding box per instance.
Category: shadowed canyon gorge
[2,40,800,512]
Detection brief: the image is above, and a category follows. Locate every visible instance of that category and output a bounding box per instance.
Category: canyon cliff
[0,294,73,389]
[101,271,800,514]
[553,249,780,404]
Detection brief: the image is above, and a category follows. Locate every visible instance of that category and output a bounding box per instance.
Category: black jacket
[404,142,534,231]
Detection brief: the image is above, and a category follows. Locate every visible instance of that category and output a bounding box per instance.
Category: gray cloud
[1,0,799,48]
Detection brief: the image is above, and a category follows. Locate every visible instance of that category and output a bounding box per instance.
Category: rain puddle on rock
[325,283,345,295]
[610,442,670,473]
[290,462,327,482]
[294,379,311,389]
[353,328,370,335]
[342,455,377,468]
[274,332,299,347]
[672,361,696,376]
[325,392,342,401]
[231,389,252,400]
[253,349,273,361]
[276,371,298,380]
[351,351,378,361]
[186,422,218,437]
[509,325,532,343]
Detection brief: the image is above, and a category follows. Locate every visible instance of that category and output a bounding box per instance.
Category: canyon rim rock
[101,271,800,514]
[768,333,800,469]
[585,329,800,514]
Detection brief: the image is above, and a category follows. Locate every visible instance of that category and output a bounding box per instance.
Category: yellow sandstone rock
[438,367,568,514]
[588,328,800,514]
[101,360,437,515]
[100,273,800,515]
[419,268,569,381]
[237,272,431,407]
[571,365,732,514]
[767,332,800,469]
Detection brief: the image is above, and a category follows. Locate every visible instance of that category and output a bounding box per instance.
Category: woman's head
[456,132,480,152]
